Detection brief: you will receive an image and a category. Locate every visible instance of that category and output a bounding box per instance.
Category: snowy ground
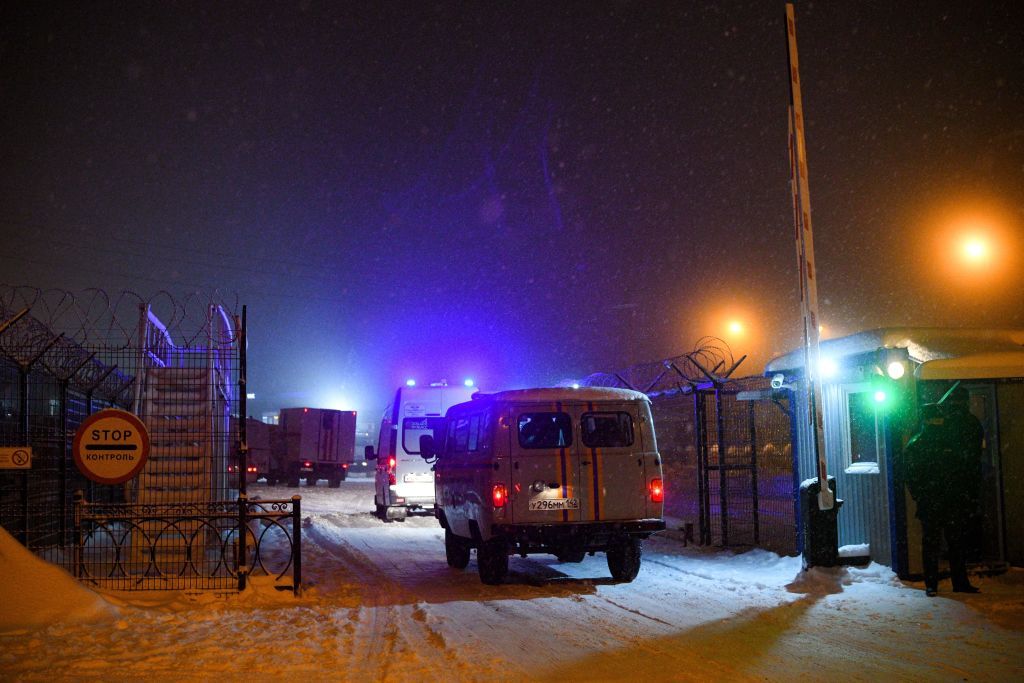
[2,476,1023,681]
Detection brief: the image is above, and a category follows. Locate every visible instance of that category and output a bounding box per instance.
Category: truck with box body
[266,407,356,487]
[421,387,665,584]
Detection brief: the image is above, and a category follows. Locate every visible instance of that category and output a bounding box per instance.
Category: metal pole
[73,489,85,578]
[237,492,248,591]
[699,390,711,545]
[60,379,69,544]
[716,385,729,546]
[236,307,249,592]
[749,398,760,545]
[785,2,833,510]
[238,307,247,497]
[292,495,302,596]
[19,367,29,545]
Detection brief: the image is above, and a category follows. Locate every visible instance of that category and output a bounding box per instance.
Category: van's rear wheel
[477,539,508,585]
[445,529,471,569]
[607,537,642,582]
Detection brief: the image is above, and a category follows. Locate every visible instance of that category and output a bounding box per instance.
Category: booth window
[846,389,884,472]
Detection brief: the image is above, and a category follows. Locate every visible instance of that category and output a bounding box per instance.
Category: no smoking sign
[73,409,151,484]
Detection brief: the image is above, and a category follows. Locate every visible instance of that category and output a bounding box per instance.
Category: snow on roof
[917,351,1024,380]
[466,386,650,404]
[766,327,1024,378]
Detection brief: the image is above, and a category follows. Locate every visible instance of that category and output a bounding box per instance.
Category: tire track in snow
[310,514,465,678]
[303,517,399,680]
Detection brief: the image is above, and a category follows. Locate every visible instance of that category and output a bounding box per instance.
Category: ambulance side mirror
[419,434,436,460]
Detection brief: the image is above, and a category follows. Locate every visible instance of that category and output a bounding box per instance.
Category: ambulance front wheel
[607,536,642,583]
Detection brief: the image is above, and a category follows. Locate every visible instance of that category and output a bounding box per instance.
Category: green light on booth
[874,389,887,403]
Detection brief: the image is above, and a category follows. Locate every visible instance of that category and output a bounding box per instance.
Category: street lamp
[960,234,990,267]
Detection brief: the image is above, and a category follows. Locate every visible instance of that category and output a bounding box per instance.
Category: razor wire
[577,336,743,395]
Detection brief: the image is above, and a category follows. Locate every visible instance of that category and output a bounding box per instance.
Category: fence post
[237,492,248,591]
[716,385,729,546]
[18,366,29,545]
[292,495,302,596]
[73,489,85,578]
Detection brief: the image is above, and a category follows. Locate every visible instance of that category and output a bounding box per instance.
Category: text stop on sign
[73,409,151,484]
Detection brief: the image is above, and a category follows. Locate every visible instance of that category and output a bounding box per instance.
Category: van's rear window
[581,412,634,448]
[517,412,573,449]
[403,417,444,454]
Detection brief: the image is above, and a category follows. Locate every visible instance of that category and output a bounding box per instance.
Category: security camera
[770,374,785,390]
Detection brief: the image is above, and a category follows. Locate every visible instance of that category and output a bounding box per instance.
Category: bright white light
[571,383,580,389]
[464,378,474,387]
[886,361,905,380]
[406,378,416,387]
[246,393,256,400]
[819,357,839,379]
[874,390,887,403]
[961,235,989,264]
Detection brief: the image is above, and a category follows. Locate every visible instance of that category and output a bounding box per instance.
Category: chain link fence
[0,287,300,592]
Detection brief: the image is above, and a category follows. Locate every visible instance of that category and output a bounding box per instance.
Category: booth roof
[765,327,1024,380]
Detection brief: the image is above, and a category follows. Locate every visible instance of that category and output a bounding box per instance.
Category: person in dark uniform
[903,394,982,596]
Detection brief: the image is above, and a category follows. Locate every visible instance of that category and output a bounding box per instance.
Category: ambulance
[367,381,477,521]
[420,387,665,584]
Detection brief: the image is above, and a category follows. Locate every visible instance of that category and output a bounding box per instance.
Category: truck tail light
[492,484,507,508]
[303,460,313,468]
[650,478,664,503]
[342,463,349,469]
[388,456,397,485]
[246,465,257,474]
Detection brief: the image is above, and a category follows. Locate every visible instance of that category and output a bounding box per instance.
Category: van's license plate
[529,498,580,511]
[403,473,433,483]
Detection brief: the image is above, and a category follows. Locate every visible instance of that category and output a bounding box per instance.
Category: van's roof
[465,386,649,405]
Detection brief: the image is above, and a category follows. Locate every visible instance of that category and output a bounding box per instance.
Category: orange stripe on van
[586,402,601,522]
[556,401,568,522]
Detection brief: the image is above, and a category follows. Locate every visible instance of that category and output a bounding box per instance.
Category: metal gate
[694,378,795,553]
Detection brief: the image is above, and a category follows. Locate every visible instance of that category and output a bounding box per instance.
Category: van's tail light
[492,484,507,508]
[388,456,397,485]
[650,478,664,503]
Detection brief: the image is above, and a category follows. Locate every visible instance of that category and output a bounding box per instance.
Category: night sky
[2,1,1022,417]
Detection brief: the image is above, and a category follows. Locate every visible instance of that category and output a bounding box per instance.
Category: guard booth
[766,327,1024,578]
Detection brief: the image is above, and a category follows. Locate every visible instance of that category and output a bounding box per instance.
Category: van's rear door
[508,403,581,523]
[578,401,648,521]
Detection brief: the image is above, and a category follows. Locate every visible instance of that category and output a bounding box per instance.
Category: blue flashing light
[464,378,474,387]
[406,378,416,387]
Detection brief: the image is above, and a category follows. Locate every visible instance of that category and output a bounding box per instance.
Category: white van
[420,387,665,584]
[367,383,477,521]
